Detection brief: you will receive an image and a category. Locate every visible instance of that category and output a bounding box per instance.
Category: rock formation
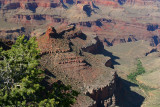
[37,26,119,107]
[1,0,160,47]
[1,1,160,106]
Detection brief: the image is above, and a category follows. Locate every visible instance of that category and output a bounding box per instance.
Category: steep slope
[0,0,160,47]
[105,41,160,107]
[37,26,119,107]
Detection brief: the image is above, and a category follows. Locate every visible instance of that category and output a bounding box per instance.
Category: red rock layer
[0,0,157,8]
[38,26,118,107]
[1,0,159,46]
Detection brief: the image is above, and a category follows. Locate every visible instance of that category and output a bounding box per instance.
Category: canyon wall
[0,0,160,47]
[38,26,120,107]
[0,0,158,7]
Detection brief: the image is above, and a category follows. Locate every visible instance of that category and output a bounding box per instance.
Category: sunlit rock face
[0,0,160,47]
[37,26,119,107]
[1,1,160,107]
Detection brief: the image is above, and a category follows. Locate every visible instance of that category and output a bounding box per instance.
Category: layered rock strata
[1,0,160,47]
[37,26,119,107]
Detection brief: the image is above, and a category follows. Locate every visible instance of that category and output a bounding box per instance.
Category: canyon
[0,0,160,107]
[37,26,148,107]
[38,26,119,107]
[0,0,160,48]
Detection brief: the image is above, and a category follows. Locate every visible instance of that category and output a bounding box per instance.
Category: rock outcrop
[0,0,157,8]
[1,1,160,106]
[37,26,119,107]
[0,26,25,40]
[1,0,160,46]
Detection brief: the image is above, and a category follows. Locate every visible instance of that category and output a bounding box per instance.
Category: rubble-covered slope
[37,26,119,107]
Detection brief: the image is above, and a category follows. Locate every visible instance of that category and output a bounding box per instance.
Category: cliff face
[0,0,157,7]
[37,26,120,107]
[1,0,61,10]
[0,0,160,46]
[1,1,159,106]
[86,73,118,107]
[0,26,25,40]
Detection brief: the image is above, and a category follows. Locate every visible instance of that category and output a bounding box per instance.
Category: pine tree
[0,35,44,106]
[0,35,78,106]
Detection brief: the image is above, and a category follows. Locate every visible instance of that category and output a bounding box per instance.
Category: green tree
[0,35,44,106]
[0,35,78,106]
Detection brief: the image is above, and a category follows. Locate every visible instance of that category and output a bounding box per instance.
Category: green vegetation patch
[127,59,155,92]
[127,59,145,82]
[0,35,78,106]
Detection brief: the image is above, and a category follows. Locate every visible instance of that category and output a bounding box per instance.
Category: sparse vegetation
[0,35,78,106]
[127,59,145,82]
[128,59,155,92]
[138,83,155,92]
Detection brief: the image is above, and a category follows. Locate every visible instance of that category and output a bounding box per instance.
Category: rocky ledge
[37,26,119,107]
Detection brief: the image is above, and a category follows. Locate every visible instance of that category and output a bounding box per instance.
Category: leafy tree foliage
[0,35,78,106]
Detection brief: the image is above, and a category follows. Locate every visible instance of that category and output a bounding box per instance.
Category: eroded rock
[38,26,119,107]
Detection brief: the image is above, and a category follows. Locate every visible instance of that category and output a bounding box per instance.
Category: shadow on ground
[41,69,57,90]
[116,78,145,107]
[102,49,120,66]
[82,37,120,66]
